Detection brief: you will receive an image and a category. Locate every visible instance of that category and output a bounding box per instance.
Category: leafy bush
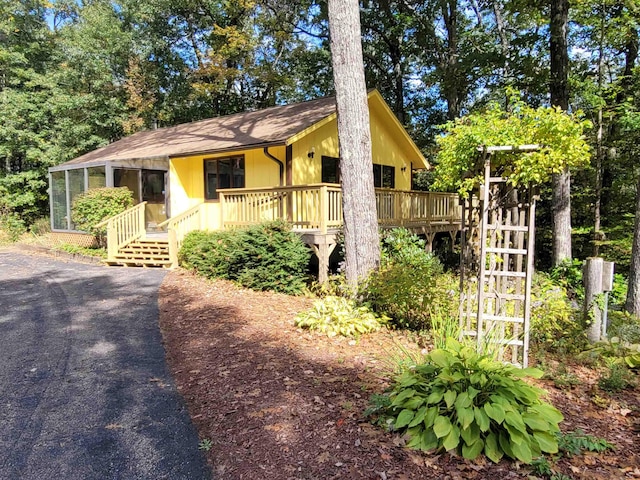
[549,258,584,302]
[295,296,388,337]
[530,272,585,353]
[598,361,636,391]
[368,339,563,464]
[0,213,27,242]
[71,187,134,243]
[607,310,640,344]
[179,220,311,294]
[29,216,51,236]
[367,228,459,331]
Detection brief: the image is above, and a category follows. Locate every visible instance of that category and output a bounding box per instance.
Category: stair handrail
[96,202,147,261]
[160,203,204,268]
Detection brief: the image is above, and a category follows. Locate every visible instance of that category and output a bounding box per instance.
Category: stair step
[105,259,173,268]
[118,254,169,260]
[120,247,169,254]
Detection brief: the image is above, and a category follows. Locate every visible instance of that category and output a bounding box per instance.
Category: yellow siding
[169,147,284,229]
[290,96,417,190]
[291,120,339,185]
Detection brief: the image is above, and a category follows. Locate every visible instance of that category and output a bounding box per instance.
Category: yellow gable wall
[291,98,418,190]
[169,146,285,223]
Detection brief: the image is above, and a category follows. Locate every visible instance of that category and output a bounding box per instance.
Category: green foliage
[29,216,51,236]
[543,364,581,390]
[556,430,614,456]
[370,339,563,464]
[367,228,459,331]
[530,272,586,353]
[295,296,388,337]
[304,274,355,299]
[582,337,640,370]
[598,360,637,391]
[549,259,585,302]
[198,438,213,451]
[179,220,311,295]
[433,90,591,195]
[55,243,107,259]
[608,311,640,344]
[70,187,134,240]
[0,213,27,243]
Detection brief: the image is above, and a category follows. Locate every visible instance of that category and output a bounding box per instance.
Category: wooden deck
[101,184,461,278]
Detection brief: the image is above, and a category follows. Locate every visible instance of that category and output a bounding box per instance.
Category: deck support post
[449,230,457,251]
[425,232,436,253]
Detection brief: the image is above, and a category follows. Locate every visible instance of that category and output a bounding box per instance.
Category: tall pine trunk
[626,176,640,316]
[550,0,572,266]
[327,0,381,286]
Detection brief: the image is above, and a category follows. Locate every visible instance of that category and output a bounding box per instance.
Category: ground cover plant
[294,295,388,337]
[367,338,563,464]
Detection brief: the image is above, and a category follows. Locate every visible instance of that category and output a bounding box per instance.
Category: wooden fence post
[584,257,604,342]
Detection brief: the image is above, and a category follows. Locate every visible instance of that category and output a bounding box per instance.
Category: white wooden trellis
[459,146,539,367]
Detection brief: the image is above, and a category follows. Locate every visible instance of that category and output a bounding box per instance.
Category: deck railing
[219,184,461,234]
[219,184,343,234]
[157,203,204,267]
[95,202,147,261]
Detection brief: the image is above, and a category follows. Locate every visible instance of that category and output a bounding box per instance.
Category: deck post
[425,232,436,253]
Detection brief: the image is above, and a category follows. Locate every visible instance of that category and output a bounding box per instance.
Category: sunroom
[49,158,169,232]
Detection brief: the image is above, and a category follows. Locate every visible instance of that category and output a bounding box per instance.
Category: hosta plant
[295,296,388,337]
[371,339,563,463]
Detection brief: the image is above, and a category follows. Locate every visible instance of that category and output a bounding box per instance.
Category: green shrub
[530,273,585,353]
[0,213,27,242]
[29,216,51,236]
[295,296,388,337]
[367,228,459,331]
[598,358,637,391]
[71,187,134,243]
[549,258,584,302]
[607,310,640,344]
[179,220,311,294]
[368,339,563,464]
[380,227,429,267]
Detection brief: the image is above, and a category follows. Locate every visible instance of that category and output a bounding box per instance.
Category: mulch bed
[159,270,640,480]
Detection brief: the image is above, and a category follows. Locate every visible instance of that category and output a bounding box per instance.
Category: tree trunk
[626,175,640,317]
[550,0,572,265]
[327,0,381,286]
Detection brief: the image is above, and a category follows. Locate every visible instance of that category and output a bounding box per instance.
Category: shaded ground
[159,270,640,480]
[0,250,210,480]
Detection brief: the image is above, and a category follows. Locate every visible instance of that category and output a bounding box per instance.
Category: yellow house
[49,89,460,278]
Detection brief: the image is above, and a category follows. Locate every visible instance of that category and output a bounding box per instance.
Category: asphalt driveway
[0,250,211,479]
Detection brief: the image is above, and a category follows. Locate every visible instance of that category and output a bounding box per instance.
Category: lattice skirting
[49,232,98,248]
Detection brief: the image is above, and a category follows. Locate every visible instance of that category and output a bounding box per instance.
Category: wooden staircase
[105,238,172,268]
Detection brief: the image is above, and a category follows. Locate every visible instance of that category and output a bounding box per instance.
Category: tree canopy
[433,93,592,195]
